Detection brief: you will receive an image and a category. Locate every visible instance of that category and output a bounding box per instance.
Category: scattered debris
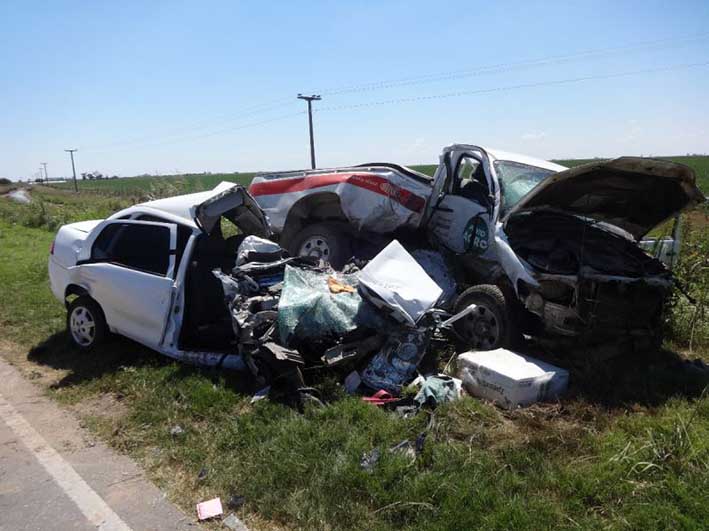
[327,275,355,294]
[414,375,462,408]
[360,448,381,473]
[4,189,31,204]
[197,466,208,482]
[361,390,400,407]
[250,386,271,404]
[196,497,223,520]
[358,240,442,326]
[170,425,185,437]
[415,432,427,454]
[344,371,361,394]
[222,513,249,531]
[361,328,430,394]
[389,439,416,462]
[457,349,569,409]
[225,495,246,511]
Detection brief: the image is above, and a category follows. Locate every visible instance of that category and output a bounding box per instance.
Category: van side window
[453,156,491,207]
[91,223,170,276]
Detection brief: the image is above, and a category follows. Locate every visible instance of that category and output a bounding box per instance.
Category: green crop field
[3,154,708,530]
[555,155,709,193]
[50,155,709,199]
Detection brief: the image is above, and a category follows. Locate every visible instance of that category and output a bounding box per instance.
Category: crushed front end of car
[500,157,705,348]
[506,210,673,346]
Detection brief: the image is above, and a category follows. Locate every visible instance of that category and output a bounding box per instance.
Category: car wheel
[290,222,352,269]
[452,284,514,351]
[67,296,107,351]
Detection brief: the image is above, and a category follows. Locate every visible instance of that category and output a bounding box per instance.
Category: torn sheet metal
[236,235,283,266]
[250,168,431,234]
[411,249,457,309]
[191,182,271,237]
[457,349,568,409]
[358,240,442,326]
[259,341,304,364]
[321,334,385,366]
[361,328,430,394]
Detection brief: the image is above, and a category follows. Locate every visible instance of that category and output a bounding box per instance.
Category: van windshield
[494,160,557,212]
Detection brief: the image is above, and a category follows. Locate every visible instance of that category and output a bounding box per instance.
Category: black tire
[289,222,352,269]
[452,284,515,351]
[66,296,108,351]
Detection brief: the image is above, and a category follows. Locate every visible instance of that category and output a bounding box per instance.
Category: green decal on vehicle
[464,215,489,254]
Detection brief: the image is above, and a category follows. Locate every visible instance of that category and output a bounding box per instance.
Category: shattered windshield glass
[494,160,557,212]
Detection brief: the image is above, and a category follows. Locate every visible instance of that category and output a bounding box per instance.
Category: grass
[2,157,708,529]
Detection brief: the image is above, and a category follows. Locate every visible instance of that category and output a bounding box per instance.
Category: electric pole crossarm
[297,94,321,169]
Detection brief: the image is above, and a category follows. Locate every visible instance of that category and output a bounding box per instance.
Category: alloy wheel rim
[70,306,96,347]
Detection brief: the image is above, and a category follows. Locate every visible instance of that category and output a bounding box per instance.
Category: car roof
[112,182,237,228]
[482,147,568,173]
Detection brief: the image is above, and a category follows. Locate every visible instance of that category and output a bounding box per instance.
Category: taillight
[50,239,55,255]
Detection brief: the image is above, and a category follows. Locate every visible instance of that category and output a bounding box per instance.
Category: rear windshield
[494,160,557,212]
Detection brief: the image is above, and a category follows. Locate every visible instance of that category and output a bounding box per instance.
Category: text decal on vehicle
[464,215,489,255]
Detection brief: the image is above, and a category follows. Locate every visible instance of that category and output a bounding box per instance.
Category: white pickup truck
[49,182,271,365]
[250,145,705,350]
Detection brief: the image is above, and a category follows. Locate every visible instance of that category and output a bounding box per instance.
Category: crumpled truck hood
[503,157,705,239]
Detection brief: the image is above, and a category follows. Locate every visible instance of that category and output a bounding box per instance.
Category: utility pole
[297,94,321,169]
[64,149,79,192]
[41,162,48,183]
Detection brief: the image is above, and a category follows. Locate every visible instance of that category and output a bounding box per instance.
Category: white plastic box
[457,349,569,409]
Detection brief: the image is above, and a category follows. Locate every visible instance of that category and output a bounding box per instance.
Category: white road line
[0,391,132,531]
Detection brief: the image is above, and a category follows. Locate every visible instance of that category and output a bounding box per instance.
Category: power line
[86,110,306,154]
[314,33,709,96]
[82,98,296,152]
[315,61,709,113]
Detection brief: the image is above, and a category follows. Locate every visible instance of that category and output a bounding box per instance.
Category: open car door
[427,146,499,257]
[192,182,271,237]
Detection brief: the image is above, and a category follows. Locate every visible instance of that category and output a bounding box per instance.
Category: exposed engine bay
[506,211,672,339]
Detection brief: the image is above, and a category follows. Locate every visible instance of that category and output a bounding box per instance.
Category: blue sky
[2,1,708,180]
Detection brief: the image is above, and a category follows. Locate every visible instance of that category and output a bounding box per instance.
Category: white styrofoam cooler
[457,349,569,409]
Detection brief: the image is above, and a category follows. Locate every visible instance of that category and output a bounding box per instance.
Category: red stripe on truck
[249,173,426,213]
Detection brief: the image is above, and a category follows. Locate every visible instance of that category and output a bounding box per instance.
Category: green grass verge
[1,217,708,529]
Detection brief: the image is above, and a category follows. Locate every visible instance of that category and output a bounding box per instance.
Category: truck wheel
[290,222,352,269]
[67,296,107,351]
[452,285,514,351]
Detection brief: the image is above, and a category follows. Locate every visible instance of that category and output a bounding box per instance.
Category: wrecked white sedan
[49,182,270,368]
[250,146,705,350]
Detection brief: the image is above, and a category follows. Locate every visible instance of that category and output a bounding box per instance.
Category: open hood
[504,157,705,239]
[192,182,271,237]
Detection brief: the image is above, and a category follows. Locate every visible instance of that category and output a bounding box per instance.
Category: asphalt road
[0,355,196,531]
